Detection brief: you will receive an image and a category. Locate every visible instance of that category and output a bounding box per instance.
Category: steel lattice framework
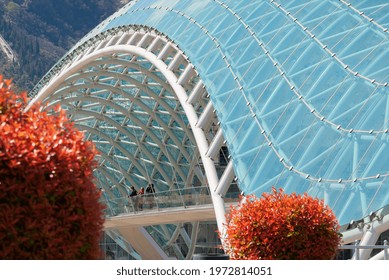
[28,0,389,259]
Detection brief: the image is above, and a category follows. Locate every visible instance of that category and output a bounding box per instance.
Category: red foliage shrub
[223,187,341,260]
[0,77,105,259]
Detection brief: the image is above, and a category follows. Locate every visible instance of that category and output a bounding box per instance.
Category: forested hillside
[0,0,129,91]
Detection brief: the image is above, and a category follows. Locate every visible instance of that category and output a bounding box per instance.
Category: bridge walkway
[103,186,239,259]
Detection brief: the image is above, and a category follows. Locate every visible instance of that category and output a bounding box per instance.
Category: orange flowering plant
[223,187,341,259]
[0,76,105,259]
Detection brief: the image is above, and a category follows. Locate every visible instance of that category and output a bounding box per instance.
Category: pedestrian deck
[103,187,239,259]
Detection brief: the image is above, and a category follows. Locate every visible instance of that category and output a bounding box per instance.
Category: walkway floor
[104,202,237,259]
[104,202,236,228]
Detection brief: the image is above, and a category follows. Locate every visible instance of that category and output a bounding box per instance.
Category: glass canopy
[30,0,389,229]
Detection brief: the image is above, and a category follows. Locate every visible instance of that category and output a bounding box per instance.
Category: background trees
[0,76,105,259]
[223,187,341,260]
[0,0,128,90]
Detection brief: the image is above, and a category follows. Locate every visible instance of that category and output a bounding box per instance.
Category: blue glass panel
[172,0,192,10]
[204,72,233,101]
[233,117,265,156]
[234,39,262,69]
[214,23,241,53]
[210,88,236,117]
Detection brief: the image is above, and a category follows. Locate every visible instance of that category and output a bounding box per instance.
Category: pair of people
[128,186,145,211]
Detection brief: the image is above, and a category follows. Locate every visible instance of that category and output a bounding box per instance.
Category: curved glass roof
[30,0,389,227]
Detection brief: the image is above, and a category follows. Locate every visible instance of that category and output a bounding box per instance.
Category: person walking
[145,183,155,209]
[129,186,138,212]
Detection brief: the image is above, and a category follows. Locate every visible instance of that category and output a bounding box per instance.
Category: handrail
[104,186,240,217]
[339,240,389,260]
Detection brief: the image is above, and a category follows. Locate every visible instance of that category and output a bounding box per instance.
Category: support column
[116,226,169,260]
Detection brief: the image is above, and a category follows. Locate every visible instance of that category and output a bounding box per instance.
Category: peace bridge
[27,0,389,259]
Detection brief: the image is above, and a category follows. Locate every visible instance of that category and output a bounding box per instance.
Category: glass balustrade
[104,186,240,217]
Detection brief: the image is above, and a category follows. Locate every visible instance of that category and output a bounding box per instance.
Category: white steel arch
[27,27,235,257]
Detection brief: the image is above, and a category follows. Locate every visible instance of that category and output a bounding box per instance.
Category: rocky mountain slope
[0,0,130,91]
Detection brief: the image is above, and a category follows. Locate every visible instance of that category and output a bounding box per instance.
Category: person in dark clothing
[145,183,155,208]
[129,186,138,197]
[129,186,138,211]
[146,183,155,193]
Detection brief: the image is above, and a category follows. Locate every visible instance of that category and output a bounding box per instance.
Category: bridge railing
[104,186,240,217]
[338,240,389,260]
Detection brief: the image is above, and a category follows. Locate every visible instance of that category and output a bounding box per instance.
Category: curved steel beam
[63,96,189,186]
[75,123,163,185]
[73,111,176,187]
[29,40,229,245]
